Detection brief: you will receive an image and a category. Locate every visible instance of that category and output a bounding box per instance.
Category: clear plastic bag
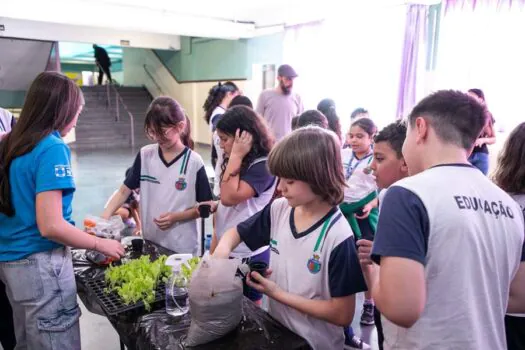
[83,215,125,266]
[83,215,125,241]
[184,253,243,346]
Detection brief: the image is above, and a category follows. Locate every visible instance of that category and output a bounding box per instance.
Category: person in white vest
[103,97,213,254]
[207,105,276,304]
[365,90,525,350]
[0,108,15,140]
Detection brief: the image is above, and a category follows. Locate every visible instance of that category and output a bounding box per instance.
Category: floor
[1,144,378,350]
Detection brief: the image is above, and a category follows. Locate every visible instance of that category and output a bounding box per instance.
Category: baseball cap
[278,64,298,78]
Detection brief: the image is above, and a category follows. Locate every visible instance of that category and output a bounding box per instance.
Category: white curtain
[282,5,407,132]
[433,1,525,132]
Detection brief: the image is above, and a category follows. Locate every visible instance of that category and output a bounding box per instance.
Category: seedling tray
[84,276,166,316]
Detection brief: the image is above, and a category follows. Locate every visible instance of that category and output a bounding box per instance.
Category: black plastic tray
[84,276,166,316]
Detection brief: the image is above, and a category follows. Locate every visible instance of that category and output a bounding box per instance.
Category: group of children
[0,71,524,350]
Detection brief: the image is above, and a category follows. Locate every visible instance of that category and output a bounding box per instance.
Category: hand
[357,239,374,265]
[133,228,142,236]
[96,238,125,259]
[230,129,253,159]
[474,138,485,147]
[154,212,177,231]
[355,198,378,219]
[245,268,280,298]
[198,200,218,213]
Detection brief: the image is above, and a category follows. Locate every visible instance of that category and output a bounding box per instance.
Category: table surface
[73,242,311,350]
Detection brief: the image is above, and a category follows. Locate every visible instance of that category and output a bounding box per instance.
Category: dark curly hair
[203,81,238,124]
[216,106,274,181]
[374,121,407,159]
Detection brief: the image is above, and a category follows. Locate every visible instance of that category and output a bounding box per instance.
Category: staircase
[71,86,152,149]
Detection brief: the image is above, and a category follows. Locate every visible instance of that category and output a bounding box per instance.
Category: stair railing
[143,64,165,96]
[94,62,135,147]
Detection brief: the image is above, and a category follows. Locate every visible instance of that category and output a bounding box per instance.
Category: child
[467,88,496,175]
[357,121,408,350]
[112,168,141,232]
[340,117,379,327]
[296,110,328,129]
[369,90,524,350]
[203,82,240,197]
[0,72,124,349]
[207,106,276,303]
[492,122,525,350]
[317,99,368,349]
[213,126,367,350]
[103,97,213,254]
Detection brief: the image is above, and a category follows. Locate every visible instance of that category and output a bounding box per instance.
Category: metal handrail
[94,62,135,147]
[143,64,165,96]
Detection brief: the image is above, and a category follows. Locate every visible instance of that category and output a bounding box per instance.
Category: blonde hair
[268,126,345,205]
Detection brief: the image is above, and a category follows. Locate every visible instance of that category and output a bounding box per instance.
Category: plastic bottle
[165,254,192,316]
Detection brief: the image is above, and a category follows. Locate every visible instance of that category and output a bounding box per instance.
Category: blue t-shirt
[0,131,75,262]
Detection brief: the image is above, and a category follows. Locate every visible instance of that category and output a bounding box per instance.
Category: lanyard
[346,152,373,180]
[313,211,335,254]
[178,149,190,177]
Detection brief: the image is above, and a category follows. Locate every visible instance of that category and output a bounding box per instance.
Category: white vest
[382,165,524,350]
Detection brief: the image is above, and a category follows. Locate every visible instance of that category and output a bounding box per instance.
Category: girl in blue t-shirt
[205,105,276,304]
[0,72,125,349]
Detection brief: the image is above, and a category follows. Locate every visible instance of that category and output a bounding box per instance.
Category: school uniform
[215,157,276,258]
[237,198,367,350]
[372,164,525,350]
[125,145,213,254]
[339,148,378,240]
[0,131,80,349]
[0,108,15,133]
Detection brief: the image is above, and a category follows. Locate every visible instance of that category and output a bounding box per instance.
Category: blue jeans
[0,247,81,350]
[468,152,489,175]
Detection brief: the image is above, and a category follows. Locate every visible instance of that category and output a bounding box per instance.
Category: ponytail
[181,115,194,150]
[202,81,239,124]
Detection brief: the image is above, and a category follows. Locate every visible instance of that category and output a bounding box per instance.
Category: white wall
[0,18,181,50]
[122,48,248,144]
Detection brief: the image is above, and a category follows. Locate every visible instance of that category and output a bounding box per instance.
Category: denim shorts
[0,247,81,350]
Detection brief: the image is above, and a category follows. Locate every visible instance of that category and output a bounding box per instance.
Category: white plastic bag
[185,253,243,346]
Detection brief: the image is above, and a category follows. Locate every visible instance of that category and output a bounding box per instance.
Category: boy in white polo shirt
[368,90,525,350]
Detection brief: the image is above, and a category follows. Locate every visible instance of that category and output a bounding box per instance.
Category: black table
[73,242,311,350]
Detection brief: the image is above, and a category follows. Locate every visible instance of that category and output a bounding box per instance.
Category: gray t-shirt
[256,89,303,141]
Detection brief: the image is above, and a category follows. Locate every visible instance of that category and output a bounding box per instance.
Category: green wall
[154,33,284,82]
[0,90,26,108]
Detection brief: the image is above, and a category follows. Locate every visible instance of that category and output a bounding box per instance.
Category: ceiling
[1,0,440,40]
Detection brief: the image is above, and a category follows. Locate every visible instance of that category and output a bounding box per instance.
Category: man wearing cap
[256,64,304,141]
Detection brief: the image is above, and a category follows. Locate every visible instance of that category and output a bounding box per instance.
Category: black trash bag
[184,254,243,346]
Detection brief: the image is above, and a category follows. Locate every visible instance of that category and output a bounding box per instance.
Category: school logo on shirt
[307,253,322,274]
[54,165,72,178]
[175,177,187,191]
